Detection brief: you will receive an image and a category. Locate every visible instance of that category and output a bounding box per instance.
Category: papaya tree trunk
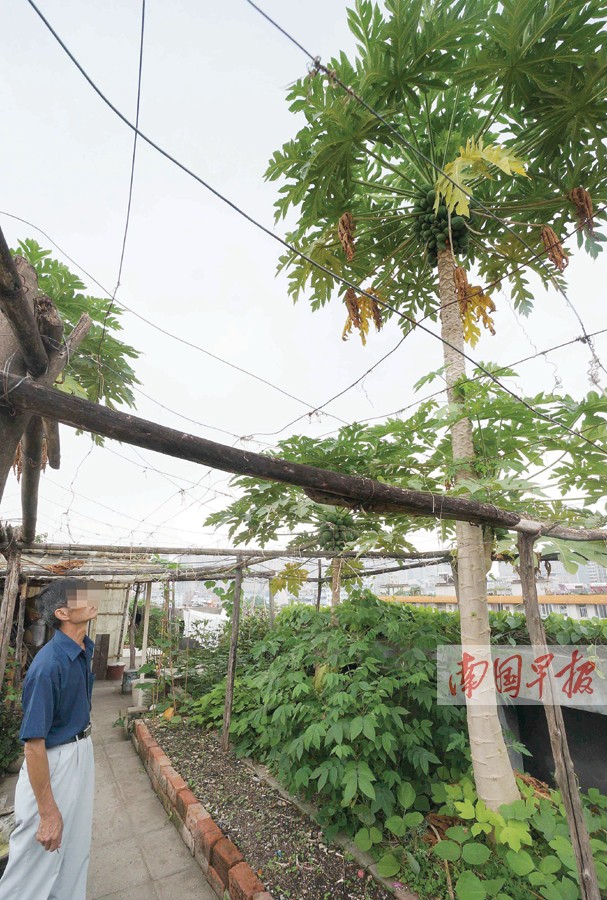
[437,247,519,810]
[331,557,343,607]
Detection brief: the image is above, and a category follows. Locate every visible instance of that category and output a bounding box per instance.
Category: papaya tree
[262,0,607,809]
[12,239,140,410]
[0,236,140,503]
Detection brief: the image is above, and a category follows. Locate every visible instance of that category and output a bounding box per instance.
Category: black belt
[66,723,92,743]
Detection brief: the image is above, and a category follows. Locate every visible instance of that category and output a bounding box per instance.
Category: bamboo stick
[221,566,243,752]
[518,534,600,900]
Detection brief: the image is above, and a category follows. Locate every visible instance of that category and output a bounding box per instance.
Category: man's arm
[24,739,63,852]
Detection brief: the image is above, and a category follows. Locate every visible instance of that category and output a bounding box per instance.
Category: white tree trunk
[438,247,519,810]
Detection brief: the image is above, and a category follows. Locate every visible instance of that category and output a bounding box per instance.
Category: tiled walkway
[88,680,215,899]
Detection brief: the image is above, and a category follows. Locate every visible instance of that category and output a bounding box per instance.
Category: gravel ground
[149,722,394,900]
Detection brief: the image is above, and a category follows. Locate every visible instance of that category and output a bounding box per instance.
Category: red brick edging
[131,719,273,900]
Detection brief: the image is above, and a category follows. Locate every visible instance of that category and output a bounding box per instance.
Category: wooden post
[517,533,600,900]
[221,566,243,752]
[140,581,152,665]
[13,578,28,688]
[20,415,44,544]
[42,418,61,469]
[116,585,131,662]
[0,231,49,378]
[129,583,142,670]
[0,315,90,504]
[316,559,322,611]
[0,538,21,689]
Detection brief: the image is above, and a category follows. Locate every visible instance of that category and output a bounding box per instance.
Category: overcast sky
[1,0,605,551]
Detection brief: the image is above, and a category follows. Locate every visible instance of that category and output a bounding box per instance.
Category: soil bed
[149,722,394,900]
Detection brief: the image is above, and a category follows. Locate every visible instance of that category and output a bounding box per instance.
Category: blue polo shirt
[19,629,95,748]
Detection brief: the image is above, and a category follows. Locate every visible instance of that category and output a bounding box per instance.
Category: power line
[243,0,607,382]
[0,211,347,428]
[24,0,607,458]
[96,0,146,401]
[316,327,607,439]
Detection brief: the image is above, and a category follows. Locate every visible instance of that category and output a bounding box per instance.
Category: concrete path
[88,680,215,900]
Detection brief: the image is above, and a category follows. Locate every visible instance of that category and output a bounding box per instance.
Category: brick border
[131,719,272,900]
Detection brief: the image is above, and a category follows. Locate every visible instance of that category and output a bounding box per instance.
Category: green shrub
[0,690,22,776]
[187,592,470,839]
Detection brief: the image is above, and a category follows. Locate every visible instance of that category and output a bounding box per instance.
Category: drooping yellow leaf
[162,706,175,720]
[270,562,308,598]
[435,138,528,217]
[454,266,496,347]
[341,288,383,346]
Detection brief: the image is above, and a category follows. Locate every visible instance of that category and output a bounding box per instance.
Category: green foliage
[428,776,607,900]
[12,239,140,411]
[0,685,22,776]
[267,0,607,323]
[174,597,607,897]
[186,593,472,839]
[207,377,607,553]
[133,604,165,648]
[167,611,271,703]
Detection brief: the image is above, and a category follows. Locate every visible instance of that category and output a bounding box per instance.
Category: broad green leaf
[506,849,535,876]
[462,842,492,865]
[433,841,461,862]
[385,815,407,837]
[376,853,401,878]
[398,782,416,810]
[538,856,562,875]
[354,828,372,851]
[445,826,471,844]
[455,870,487,900]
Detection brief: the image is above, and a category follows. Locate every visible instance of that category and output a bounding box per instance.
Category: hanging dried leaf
[343,287,361,329]
[338,212,356,261]
[12,438,48,481]
[454,266,496,347]
[568,186,594,235]
[342,288,383,346]
[12,442,23,483]
[541,225,568,272]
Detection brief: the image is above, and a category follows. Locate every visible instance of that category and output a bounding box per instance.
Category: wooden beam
[2,558,461,584]
[7,541,453,561]
[0,231,48,377]
[4,374,607,543]
[221,566,243,752]
[20,415,45,544]
[42,418,61,469]
[0,315,91,503]
[518,534,601,900]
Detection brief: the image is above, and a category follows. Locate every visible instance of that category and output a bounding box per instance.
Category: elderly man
[0,579,99,900]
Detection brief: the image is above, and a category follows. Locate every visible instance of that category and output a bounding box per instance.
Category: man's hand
[36,803,63,852]
[24,738,63,852]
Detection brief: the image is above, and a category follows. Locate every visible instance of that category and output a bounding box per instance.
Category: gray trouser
[0,735,94,900]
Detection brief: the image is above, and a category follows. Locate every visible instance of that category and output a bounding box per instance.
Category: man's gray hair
[36,579,87,630]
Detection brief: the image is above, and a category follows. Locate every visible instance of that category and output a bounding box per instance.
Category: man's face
[57,585,101,626]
